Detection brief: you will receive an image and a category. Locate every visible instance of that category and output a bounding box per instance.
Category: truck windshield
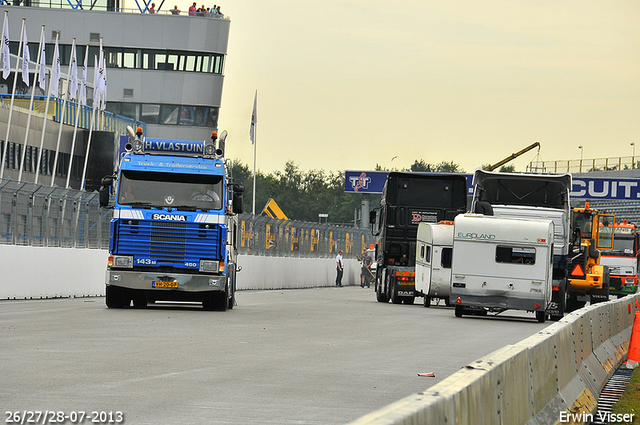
[608,233,636,257]
[118,170,223,210]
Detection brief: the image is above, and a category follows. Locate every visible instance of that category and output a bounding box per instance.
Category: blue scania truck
[99,128,244,311]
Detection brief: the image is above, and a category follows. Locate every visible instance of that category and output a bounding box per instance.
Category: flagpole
[35,31,59,184]
[51,38,77,187]
[80,53,99,190]
[0,10,8,176]
[251,90,257,215]
[19,25,44,182]
[0,17,25,179]
[66,42,84,188]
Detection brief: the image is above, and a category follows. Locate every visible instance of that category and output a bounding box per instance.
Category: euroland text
[559,411,635,423]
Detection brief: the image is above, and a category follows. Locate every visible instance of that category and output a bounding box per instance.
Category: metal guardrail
[237,213,375,259]
[0,178,110,248]
[0,95,147,136]
[528,156,640,173]
[0,178,376,258]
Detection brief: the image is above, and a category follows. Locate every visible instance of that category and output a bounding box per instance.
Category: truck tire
[228,290,235,310]
[535,311,546,323]
[390,281,402,304]
[132,294,147,309]
[455,305,464,317]
[106,285,129,308]
[566,294,586,312]
[376,274,389,303]
[403,296,415,305]
[219,284,229,311]
[203,290,227,311]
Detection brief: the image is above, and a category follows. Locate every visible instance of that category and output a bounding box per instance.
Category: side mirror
[232,183,245,214]
[99,175,115,208]
[370,209,381,236]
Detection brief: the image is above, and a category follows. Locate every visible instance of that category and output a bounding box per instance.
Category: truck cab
[100,129,243,311]
[370,172,467,305]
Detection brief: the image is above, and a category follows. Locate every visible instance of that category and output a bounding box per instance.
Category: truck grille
[116,219,223,266]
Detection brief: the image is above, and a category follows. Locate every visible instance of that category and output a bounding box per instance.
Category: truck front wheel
[203,290,227,311]
[106,285,130,308]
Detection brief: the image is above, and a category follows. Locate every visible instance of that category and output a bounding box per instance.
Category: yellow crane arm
[483,141,541,171]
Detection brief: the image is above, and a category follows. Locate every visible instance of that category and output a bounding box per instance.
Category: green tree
[433,161,464,173]
[410,160,431,172]
[498,164,515,173]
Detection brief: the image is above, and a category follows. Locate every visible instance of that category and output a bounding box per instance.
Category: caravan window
[441,247,452,269]
[495,246,536,265]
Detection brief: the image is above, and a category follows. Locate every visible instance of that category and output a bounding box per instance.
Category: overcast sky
[174,0,640,175]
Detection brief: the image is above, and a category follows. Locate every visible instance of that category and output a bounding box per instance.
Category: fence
[237,213,375,259]
[0,178,376,259]
[528,155,640,174]
[0,178,110,248]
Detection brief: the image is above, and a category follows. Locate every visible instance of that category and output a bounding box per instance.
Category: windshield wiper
[122,202,155,208]
[167,205,201,212]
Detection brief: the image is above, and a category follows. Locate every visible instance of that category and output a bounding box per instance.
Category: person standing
[188,2,197,15]
[361,250,373,288]
[336,250,344,287]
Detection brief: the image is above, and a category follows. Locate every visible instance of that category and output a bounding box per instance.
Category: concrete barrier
[0,246,364,299]
[349,294,640,425]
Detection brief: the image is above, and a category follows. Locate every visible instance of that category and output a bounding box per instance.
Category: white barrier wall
[0,246,108,299]
[0,246,363,299]
[348,294,640,425]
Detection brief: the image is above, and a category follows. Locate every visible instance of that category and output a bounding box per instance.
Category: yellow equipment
[263,198,288,220]
[566,202,615,311]
[483,141,541,172]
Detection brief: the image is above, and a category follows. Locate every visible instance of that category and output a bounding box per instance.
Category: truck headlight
[200,260,219,272]
[109,255,133,268]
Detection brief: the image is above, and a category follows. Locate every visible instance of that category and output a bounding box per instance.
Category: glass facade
[13,42,224,75]
[108,102,218,128]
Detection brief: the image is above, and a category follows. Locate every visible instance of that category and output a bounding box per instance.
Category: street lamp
[631,142,636,169]
[578,145,583,172]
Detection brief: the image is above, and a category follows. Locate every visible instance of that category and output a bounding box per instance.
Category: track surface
[1,287,549,424]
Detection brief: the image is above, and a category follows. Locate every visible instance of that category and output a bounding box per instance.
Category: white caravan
[471,169,571,320]
[415,222,454,307]
[450,214,554,323]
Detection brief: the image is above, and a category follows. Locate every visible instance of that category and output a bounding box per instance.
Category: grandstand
[572,170,640,224]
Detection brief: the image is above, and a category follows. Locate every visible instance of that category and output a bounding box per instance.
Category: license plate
[153,281,179,288]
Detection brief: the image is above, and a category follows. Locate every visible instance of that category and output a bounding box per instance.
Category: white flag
[2,13,10,80]
[50,38,60,96]
[21,24,29,86]
[69,43,77,100]
[249,91,257,144]
[92,54,99,107]
[79,45,87,105]
[100,58,107,110]
[37,30,46,89]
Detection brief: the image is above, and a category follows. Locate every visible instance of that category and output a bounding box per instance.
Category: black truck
[370,172,468,304]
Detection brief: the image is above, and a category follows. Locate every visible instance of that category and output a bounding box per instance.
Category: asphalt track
[1,287,550,424]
